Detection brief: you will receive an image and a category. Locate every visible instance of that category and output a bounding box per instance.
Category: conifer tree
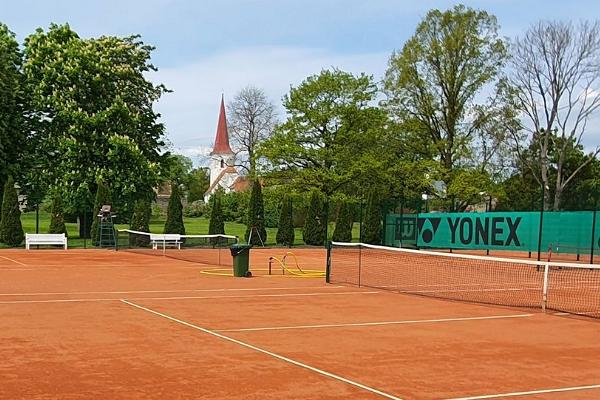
[245,179,267,245]
[208,191,225,236]
[0,176,24,246]
[332,201,353,242]
[303,191,325,245]
[362,190,381,244]
[90,180,112,245]
[164,184,185,235]
[276,194,294,246]
[130,199,151,246]
[48,194,68,236]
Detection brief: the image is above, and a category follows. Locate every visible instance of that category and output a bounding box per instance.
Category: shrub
[303,191,325,246]
[183,200,208,218]
[130,199,151,246]
[48,194,68,236]
[245,179,267,245]
[276,194,294,246]
[332,201,353,242]
[164,184,185,235]
[0,176,24,246]
[208,191,225,235]
[362,190,381,245]
[90,180,112,245]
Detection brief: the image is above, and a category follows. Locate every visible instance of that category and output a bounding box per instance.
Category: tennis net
[117,229,239,266]
[327,242,600,319]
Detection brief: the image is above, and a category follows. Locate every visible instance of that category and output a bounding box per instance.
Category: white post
[542,263,550,312]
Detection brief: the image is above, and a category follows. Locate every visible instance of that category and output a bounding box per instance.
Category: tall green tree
[90,181,112,244]
[0,176,24,246]
[383,5,509,206]
[303,191,325,246]
[208,191,225,236]
[0,24,25,205]
[362,191,381,245]
[187,168,210,203]
[332,201,353,242]
[260,69,387,199]
[48,194,68,236]
[245,179,267,245]
[276,194,294,246]
[130,199,151,246]
[23,24,168,236]
[164,184,185,235]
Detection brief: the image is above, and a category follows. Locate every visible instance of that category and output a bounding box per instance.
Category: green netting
[384,211,599,255]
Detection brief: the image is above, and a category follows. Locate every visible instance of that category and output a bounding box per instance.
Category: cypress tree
[130,199,151,246]
[0,176,24,246]
[48,194,68,236]
[362,190,381,244]
[164,184,186,235]
[276,194,294,246]
[245,179,267,245]
[332,201,353,242]
[208,191,225,236]
[303,191,325,245]
[90,180,112,245]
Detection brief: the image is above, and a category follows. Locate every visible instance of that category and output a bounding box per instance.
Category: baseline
[446,384,600,399]
[120,299,403,400]
[0,256,28,267]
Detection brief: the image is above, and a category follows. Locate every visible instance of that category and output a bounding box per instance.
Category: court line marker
[446,384,600,399]
[216,313,534,332]
[120,299,403,400]
[0,285,344,297]
[0,256,27,266]
[0,290,379,304]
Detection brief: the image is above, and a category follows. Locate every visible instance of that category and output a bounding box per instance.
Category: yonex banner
[384,211,599,254]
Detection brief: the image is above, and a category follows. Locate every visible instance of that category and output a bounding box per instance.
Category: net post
[542,262,550,312]
[358,244,362,288]
[325,241,332,283]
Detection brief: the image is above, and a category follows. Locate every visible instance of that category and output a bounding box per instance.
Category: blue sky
[3,0,600,163]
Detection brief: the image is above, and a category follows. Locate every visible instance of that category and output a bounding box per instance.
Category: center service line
[120,299,403,400]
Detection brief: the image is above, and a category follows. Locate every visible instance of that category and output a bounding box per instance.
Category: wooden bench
[150,234,182,250]
[25,233,68,250]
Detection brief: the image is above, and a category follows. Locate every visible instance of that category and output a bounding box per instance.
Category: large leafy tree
[383,5,510,208]
[23,24,168,236]
[260,69,387,199]
[0,24,25,207]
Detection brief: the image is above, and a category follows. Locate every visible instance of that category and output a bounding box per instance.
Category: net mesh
[328,242,600,319]
[117,230,239,266]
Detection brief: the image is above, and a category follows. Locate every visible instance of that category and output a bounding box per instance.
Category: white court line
[446,384,600,399]
[120,299,403,400]
[0,256,27,266]
[216,314,534,332]
[0,290,379,304]
[0,285,343,297]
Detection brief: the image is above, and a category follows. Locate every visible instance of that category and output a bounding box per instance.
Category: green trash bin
[230,244,252,277]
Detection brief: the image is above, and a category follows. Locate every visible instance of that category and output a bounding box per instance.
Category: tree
[208,191,225,236]
[187,168,210,203]
[227,86,277,176]
[276,194,294,246]
[245,179,267,245]
[303,191,325,246]
[332,201,353,242]
[260,69,387,198]
[0,176,24,246]
[506,21,600,210]
[362,190,381,245]
[48,194,68,236]
[383,5,509,200]
[90,181,112,244]
[0,24,25,208]
[23,24,168,236]
[164,184,185,235]
[129,199,151,246]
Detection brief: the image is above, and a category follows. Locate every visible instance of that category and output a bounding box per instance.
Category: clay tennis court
[1,247,600,400]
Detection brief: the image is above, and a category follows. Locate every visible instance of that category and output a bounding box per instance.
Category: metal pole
[399,201,404,248]
[35,204,39,234]
[359,198,364,243]
[537,185,546,262]
[591,204,597,264]
[323,198,329,247]
[83,207,87,249]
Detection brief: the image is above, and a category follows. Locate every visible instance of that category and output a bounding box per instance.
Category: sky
[3,0,600,164]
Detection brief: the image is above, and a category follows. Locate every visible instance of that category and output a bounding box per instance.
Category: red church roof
[210,95,233,155]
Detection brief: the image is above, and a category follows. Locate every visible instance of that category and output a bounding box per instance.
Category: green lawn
[18,211,362,248]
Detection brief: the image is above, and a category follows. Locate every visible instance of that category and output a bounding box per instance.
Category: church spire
[210,94,233,155]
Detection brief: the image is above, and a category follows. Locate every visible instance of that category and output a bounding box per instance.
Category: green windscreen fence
[385,211,600,255]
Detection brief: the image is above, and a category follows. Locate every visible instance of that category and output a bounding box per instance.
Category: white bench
[150,234,182,250]
[25,233,68,250]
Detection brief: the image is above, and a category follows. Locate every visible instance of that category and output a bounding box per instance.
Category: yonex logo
[418,217,441,244]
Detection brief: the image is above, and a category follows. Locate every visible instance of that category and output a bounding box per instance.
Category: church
[203,96,249,202]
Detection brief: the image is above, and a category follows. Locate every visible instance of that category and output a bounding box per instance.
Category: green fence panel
[384,211,596,254]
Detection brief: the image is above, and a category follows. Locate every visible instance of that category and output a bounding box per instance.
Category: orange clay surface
[1,247,599,400]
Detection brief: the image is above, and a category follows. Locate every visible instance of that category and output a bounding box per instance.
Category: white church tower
[204,95,240,202]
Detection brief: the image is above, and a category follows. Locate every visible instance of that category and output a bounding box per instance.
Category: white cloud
[150,46,388,165]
